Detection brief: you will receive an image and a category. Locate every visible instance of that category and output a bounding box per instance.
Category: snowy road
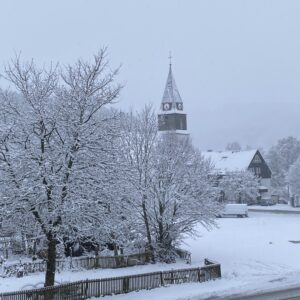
[218,284,300,300]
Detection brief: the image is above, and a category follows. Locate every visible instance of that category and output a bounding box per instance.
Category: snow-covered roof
[202,150,257,174]
[161,64,183,104]
[159,129,189,135]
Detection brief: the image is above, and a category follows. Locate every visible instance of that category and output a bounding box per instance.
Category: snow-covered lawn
[189,211,300,278]
[99,212,300,299]
[2,212,300,299]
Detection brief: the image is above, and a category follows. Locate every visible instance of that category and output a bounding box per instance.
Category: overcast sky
[1,0,300,150]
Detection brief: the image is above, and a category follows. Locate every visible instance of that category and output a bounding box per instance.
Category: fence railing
[1,252,151,277]
[175,248,191,264]
[0,259,221,300]
[2,249,192,278]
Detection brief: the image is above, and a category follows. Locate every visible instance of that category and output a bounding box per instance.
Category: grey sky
[1,0,300,150]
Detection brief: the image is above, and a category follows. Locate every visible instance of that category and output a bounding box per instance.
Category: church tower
[158,59,188,134]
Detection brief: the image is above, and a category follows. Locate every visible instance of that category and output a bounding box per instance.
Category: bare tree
[119,104,157,261]
[119,106,221,263]
[288,157,300,196]
[149,133,220,262]
[218,171,259,204]
[267,136,300,197]
[0,49,122,286]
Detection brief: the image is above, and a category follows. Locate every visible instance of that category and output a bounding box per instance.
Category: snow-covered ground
[0,261,191,292]
[2,212,300,299]
[98,212,300,299]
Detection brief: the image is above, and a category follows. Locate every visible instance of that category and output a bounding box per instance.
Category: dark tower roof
[161,64,183,105]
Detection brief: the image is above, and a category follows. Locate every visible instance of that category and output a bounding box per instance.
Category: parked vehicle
[259,197,276,206]
[218,204,248,218]
[278,198,288,205]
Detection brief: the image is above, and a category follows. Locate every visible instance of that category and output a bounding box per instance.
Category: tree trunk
[142,199,155,262]
[238,192,242,204]
[113,243,121,266]
[44,235,56,287]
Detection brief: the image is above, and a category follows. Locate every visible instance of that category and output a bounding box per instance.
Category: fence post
[122,276,129,293]
[84,280,89,298]
[95,255,99,269]
[187,253,191,264]
[160,272,164,286]
[171,271,174,284]
[4,242,8,259]
[197,268,202,282]
[70,256,73,269]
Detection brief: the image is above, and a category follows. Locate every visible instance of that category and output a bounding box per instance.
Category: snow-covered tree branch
[0,49,122,286]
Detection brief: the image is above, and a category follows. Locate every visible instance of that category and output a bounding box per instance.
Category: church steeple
[161,57,183,112]
[158,58,187,133]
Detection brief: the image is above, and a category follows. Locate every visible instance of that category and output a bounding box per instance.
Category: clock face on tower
[176,103,183,110]
[163,103,171,111]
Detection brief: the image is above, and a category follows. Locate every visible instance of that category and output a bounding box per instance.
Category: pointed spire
[161,56,182,106]
[168,51,172,66]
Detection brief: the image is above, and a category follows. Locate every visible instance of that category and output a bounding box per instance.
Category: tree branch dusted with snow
[119,105,221,263]
[0,49,122,286]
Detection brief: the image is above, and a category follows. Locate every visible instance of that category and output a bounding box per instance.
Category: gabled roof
[202,150,257,174]
[161,64,183,104]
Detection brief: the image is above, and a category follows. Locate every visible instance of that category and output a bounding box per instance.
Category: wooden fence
[2,249,191,277]
[0,259,221,300]
[175,248,191,264]
[2,252,151,277]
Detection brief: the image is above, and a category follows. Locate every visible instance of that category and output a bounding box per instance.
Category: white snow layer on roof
[202,150,257,173]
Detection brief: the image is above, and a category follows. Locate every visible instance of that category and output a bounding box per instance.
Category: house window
[253,155,261,164]
[249,167,255,173]
[255,167,261,175]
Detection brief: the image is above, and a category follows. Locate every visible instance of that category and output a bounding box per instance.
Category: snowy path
[220,284,300,300]
[2,212,300,299]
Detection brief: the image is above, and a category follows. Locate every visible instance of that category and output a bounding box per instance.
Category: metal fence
[0,259,221,300]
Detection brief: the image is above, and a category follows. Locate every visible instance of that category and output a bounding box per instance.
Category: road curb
[249,208,300,215]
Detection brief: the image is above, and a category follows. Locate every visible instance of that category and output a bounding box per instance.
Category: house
[202,150,272,202]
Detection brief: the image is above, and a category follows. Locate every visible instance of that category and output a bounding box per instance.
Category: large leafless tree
[119,105,221,262]
[0,49,122,286]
